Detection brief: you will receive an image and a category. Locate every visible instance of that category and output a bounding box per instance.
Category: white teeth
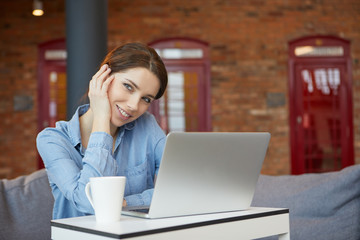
[120,109,129,117]
[117,105,129,118]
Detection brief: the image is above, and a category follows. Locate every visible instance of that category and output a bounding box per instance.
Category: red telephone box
[37,39,67,168]
[288,35,354,174]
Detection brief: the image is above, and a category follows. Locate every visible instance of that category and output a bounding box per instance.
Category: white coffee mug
[85,176,126,223]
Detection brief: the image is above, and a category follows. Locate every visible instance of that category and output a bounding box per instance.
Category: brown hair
[101,42,168,99]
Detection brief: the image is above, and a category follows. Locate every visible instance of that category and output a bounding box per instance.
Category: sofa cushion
[252,164,360,240]
[0,169,54,240]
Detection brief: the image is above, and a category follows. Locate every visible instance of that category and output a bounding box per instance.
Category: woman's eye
[143,97,151,104]
[123,83,132,91]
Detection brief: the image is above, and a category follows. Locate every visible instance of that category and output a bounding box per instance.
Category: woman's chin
[111,117,133,128]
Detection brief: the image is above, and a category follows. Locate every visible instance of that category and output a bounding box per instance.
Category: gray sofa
[0,169,53,240]
[1,164,360,240]
[252,164,360,240]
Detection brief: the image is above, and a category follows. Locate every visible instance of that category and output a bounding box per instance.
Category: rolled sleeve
[83,132,117,176]
[37,129,119,218]
[124,189,154,207]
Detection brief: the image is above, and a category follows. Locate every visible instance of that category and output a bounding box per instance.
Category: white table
[51,207,290,240]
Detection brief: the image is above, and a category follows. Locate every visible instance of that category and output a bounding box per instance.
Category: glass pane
[49,71,67,127]
[57,72,67,121]
[295,46,344,57]
[159,71,199,132]
[45,49,67,60]
[301,68,342,172]
[155,48,203,59]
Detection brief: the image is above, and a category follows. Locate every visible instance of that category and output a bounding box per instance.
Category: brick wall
[0,0,359,178]
[0,0,65,178]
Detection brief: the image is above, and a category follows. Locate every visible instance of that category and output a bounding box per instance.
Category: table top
[52,207,289,239]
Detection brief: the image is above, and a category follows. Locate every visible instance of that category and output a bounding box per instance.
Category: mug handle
[85,182,95,209]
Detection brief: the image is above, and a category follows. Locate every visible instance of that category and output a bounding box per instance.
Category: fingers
[93,64,108,80]
[90,64,112,91]
[98,67,112,87]
[101,74,115,92]
[96,67,111,89]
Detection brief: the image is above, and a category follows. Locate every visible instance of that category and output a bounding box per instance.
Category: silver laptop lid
[147,132,270,218]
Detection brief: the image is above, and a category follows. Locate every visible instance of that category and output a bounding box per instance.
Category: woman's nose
[127,95,140,111]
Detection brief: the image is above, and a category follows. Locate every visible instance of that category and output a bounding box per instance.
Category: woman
[37,42,168,219]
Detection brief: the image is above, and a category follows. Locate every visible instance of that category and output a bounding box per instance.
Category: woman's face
[107,67,160,127]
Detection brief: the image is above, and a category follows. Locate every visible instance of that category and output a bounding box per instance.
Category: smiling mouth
[116,105,131,119]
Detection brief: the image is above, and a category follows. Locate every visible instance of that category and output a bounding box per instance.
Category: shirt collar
[124,121,135,130]
[67,104,88,147]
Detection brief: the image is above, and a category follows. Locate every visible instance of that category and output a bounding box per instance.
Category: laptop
[122,132,271,219]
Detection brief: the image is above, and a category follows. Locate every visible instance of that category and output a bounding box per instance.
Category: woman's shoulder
[132,112,165,138]
[138,111,157,123]
[37,106,83,145]
[36,121,72,144]
[137,112,162,129]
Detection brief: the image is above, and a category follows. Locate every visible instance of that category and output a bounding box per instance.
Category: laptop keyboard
[123,206,150,213]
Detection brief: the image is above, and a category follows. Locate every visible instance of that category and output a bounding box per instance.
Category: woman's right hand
[88,64,115,134]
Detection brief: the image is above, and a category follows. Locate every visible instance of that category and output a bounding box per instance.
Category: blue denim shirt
[36,104,166,219]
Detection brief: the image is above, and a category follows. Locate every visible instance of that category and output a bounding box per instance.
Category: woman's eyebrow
[125,78,139,89]
[125,78,156,99]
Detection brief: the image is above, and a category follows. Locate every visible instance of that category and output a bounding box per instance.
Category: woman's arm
[37,126,118,214]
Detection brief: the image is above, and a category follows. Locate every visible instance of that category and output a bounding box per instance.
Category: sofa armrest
[0,169,54,240]
[252,164,360,240]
